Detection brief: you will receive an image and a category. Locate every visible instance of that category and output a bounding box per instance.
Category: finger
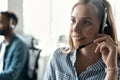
[99,41,109,53]
[95,41,104,53]
[100,46,109,54]
[94,36,107,43]
[95,44,100,53]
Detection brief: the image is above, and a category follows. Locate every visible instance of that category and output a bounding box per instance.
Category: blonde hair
[62,0,120,56]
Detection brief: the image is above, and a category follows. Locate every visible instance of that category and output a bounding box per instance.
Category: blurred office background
[0,0,120,80]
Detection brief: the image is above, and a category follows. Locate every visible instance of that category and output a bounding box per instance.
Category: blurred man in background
[0,11,29,80]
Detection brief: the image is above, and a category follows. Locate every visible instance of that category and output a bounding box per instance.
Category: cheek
[83,27,99,38]
[70,25,73,32]
[0,24,2,29]
[0,25,5,30]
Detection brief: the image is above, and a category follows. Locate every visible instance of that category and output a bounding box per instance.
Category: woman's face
[70,4,101,48]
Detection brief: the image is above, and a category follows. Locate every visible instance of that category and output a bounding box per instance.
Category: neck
[79,42,96,55]
[75,44,101,75]
[75,43,101,75]
[4,31,14,43]
[77,42,101,64]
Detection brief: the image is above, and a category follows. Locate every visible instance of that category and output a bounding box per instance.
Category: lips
[72,36,84,40]
[71,33,85,40]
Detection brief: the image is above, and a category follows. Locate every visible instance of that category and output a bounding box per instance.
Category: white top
[0,42,8,72]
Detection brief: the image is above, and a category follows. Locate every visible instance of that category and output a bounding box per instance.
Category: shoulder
[118,58,120,77]
[118,57,120,67]
[8,35,29,52]
[49,47,70,64]
[12,35,28,48]
[52,47,69,59]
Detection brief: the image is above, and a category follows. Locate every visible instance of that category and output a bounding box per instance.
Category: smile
[72,36,84,40]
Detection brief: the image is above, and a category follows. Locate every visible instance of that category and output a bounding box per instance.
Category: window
[23,0,77,56]
[0,0,8,11]
[23,0,120,56]
[108,0,120,40]
[114,0,120,41]
[0,0,8,43]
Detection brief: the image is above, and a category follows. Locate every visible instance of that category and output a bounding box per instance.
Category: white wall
[8,0,24,34]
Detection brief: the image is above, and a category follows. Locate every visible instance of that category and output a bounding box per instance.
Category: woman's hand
[94,34,119,80]
[94,34,118,68]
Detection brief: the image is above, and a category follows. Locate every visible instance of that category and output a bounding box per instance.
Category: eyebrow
[71,16,94,22]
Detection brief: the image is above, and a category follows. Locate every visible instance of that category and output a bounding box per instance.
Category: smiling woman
[43,0,120,80]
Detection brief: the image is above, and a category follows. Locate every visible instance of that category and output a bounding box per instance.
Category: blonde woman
[43,0,120,80]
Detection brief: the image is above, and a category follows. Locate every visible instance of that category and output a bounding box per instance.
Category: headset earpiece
[9,18,14,30]
[100,1,108,34]
[101,7,108,34]
[100,5,112,35]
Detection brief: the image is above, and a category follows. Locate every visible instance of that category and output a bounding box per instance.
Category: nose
[72,22,81,33]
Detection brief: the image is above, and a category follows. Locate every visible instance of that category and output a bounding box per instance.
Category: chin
[73,43,79,49]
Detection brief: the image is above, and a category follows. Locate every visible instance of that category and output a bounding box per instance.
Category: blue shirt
[43,48,120,80]
[0,34,29,80]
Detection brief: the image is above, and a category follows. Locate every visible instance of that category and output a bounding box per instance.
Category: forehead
[0,13,9,20]
[71,4,99,20]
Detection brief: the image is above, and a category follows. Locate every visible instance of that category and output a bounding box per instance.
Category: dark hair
[1,11,18,25]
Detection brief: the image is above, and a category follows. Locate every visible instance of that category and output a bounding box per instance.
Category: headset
[101,7,108,34]
[100,0,110,34]
[9,17,15,30]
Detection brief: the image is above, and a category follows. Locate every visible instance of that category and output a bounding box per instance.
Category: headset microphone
[78,41,93,50]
